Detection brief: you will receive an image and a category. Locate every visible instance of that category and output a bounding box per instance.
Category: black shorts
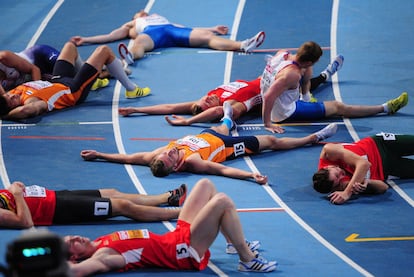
[52,190,112,224]
[51,60,98,104]
[202,129,260,160]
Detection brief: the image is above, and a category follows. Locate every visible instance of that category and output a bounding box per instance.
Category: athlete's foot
[387,92,408,114]
[118,43,134,65]
[240,31,266,53]
[125,86,151,99]
[91,78,109,91]
[314,123,338,142]
[167,184,187,206]
[321,55,344,81]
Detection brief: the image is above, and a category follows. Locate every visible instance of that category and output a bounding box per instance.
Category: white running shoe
[226,239,261,254]
[238,254,277,272]
[314,123,338,142]
[321,55,344,80]
[118,43,134,65]
[241,31,266,53]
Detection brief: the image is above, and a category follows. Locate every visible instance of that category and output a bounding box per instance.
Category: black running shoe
[167,184,187,206]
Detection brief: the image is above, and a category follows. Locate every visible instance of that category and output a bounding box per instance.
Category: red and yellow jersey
[96,220,210,271]
[0,185,56,225]
[9,80,77,111]
[318,137,385,180]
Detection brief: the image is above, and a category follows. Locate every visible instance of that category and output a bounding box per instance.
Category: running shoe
[314,123,338,142]
[238,254,277,272]
[91,78,109,91]
[118,43,134,65]
[125,86,151,99]
[387,92,408,114]
[241,31,266,53]
[167,184,187,206]
[321,55,344,80]
[226,239,261,254]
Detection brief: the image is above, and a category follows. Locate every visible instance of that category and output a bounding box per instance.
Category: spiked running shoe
[241,31,265,53]
[238,254,277,272]
[314,123,338,142]
[387,92,408,114]
[167,184,187,206]
[118,43,134,65]
[91,78,109,91]
[321,55,344,80]
[226,239,261,254]
[125,86,151,99]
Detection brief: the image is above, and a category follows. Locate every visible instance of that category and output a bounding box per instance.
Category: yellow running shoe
[125,86,151,99]
[91,78,109,91]
[387,92,408,114]
[310,93,318,103]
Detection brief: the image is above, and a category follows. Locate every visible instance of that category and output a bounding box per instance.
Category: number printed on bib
[233,142,246,157]
[24,185,46,197]
[176,243,190,259]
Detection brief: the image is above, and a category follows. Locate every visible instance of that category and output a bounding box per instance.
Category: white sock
[382,103,388,113]
[106,58,136,91]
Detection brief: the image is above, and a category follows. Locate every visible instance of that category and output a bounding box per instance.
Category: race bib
[218,81,248,93]
[176,243,190,260]
[376,132,396,141]
[23,80,53,90]
[24,185,46,197]
[176,135,210,151]
[116,229,150,240]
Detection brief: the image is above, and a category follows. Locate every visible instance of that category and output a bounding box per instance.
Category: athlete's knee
[333,101,347,115]
[95,45,113,56]
[211,192,235,210]
[113,198,133,210]
[264,135,280,150]
[93,45,115,64]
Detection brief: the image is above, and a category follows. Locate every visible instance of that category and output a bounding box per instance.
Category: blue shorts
[143,24,192,49]
[20,45,60,74]
[283,100,326,122]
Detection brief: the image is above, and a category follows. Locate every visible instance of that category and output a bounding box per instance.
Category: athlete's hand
[214,25,229,35]
[328,190,352,205]
[264,123,285,134]
[165,115,190,126]
[9,181,25,196]
[352,180,368,194]
[70,36,85,46]
[80,150,99,161]
[118,107,136,116]
[253,173,268,184]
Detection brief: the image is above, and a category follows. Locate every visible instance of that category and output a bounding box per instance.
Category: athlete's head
[296,41,322,66]
[150,147,181,177]
[312,165,346,193]
[64,235,95,262]
[0,88,20,117]
[192,94,220,115]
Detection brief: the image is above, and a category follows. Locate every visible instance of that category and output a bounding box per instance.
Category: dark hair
[149,159,171,177]
[312,169,334,193]
[0,94,10,116]
[296,41,323,64]
[191,103,203,115]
